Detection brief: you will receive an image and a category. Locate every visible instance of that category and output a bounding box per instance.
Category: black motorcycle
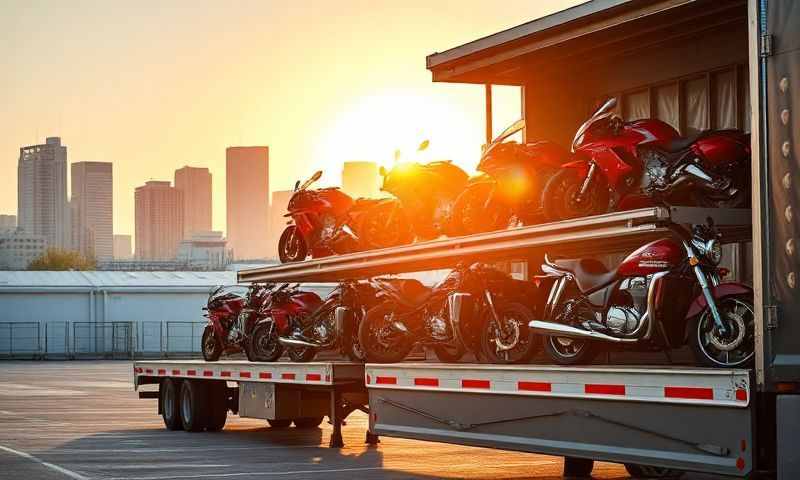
[358,263,539,364]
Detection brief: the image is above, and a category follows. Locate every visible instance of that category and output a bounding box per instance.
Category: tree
[28,248,96,271]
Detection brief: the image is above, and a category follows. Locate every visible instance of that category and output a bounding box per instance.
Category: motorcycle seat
[376,278,434,306]
[552,258,618,293]
[659,130,714,153]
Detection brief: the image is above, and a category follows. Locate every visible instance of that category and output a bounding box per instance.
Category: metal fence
[0,321,207,360]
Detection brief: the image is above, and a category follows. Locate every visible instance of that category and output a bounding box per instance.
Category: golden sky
[0,0,585,237]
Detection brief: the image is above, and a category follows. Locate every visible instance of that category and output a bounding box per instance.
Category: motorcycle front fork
[575,162,598,202]
[693,265,728,335]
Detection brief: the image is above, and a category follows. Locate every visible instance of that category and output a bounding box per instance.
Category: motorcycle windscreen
[764,0,800,383]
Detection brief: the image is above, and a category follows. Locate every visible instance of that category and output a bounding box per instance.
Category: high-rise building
[134,181,184,260]
[0,230,46,270]
[71,162,113,261]
[0,215,16,233]
[176,231,229,270]
[226,146,269,260]
[17,137,70,248]
[113,234,132,260]
[342,161,381,199]
[268,190,294,260]
[174,166,212,239]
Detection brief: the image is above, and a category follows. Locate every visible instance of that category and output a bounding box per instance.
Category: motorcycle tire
[542,168,609,222]
[688,294,755,368]
[357,205,413,251]
[247,320,284,362]
[542,334,598,366]
[432,344,465,363]
[345,329,367,362]
[278,225,308,263]
[481,302,538,364]
[287,346,317,362]
[201,325,222,362]
[358,302,414,363]
[451,183,512,236]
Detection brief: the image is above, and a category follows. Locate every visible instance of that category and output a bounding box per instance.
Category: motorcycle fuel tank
[617,238,683,277]
[287,188,354,216]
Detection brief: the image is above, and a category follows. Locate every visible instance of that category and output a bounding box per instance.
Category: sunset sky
[1,0,584,238]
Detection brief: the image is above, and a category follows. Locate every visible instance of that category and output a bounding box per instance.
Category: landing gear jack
[328,390,372,448]
[563,457,594,478]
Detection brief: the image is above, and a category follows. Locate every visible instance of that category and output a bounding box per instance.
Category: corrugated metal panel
[0,271,238,289]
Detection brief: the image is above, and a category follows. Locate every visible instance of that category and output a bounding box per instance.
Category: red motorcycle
[542,98,751,221]
[279,171,389,263]
[452,119,571,234]
[201,283,274,361]
[529,220,755,368]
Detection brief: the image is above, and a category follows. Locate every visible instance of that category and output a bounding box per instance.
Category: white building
[71,162,113,261]
[177,231,229,269]
[0,215,16,233]
[0,230,47,270]
[17,137,70,249]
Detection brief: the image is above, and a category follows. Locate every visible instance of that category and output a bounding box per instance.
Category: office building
[342,161,381,199]
[17,137,70,248]
[176,231,229,270]
[134,181,183,260]
[226,146,269,260]
[268,190,294,260]
[113,234,132,260]
[0,215,16,233]
[0,230,47,270]
[174,166,212,239]
[71,162,113,261]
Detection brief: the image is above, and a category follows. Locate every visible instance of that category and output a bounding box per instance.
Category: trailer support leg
[563,457,594,478]
[365,431,380,446]
[329,390,345,448]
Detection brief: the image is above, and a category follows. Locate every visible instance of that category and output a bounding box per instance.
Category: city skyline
[134,180,183,260]
[175,166,212,239]
[226,146,269,260]
[71,161,113,261]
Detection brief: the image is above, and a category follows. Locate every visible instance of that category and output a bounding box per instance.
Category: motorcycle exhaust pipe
[277,337,321,348]
[528,320,637,343]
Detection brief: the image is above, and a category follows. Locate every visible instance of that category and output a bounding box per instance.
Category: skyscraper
[17,137,70,248]
[0,215,16,233]
[342,161,381,199]
[134,181,184,260]
[174,166,212,239]
[71,162,113,260]
[268,190,294,260]
[226,146,269,260]
[113,234,133,260]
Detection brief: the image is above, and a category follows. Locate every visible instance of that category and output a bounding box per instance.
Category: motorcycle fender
[559,160,591,178]
[684,283,754,319]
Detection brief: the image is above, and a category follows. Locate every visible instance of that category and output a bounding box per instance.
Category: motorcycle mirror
[418,140,430,152]
[294,180,300,191]
[379,166,387,176]
[311,170,322,182]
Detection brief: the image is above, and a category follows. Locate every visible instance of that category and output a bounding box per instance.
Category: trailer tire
[160,378,182,431]
[293,417,324,429]
[206,381,228,432]
[267,419,292,429]
[563,457,594,477]
[180,380,209,432]
[624,463,683,478]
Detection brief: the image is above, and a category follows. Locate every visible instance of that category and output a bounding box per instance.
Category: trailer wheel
[160,378,182,431]
[563,457,594,477]
[293,417,324,429]
[267,419,292,429]
[179,380,209,432]
[205,381,228,432]
[624,463,684,478]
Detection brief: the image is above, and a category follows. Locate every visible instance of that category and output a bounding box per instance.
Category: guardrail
[0,321,207,360]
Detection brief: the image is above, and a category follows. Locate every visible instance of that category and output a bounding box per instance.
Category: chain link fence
[0,321,207,360]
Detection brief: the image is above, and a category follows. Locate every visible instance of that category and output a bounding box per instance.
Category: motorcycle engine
[426,308,450,341]
[605,277,647,335]
[313,312,336,343]
[319,214,337,241]
[431,198,452,233]
[639,149,670,192]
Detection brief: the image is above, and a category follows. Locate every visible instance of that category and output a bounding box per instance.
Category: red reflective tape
[187,369,196,376]
[366,374,371,384]
[664,386,714,400]
[325,375,331,383]
[585,384,626,396]
[281,373,296,380]
[157,369,166,375]
[145,369,153,374]
[220,371,231,377]
[375,376,397,385]
[203,370,213,377]
[414,377,439,387]
[735,388,748,401]
[259,372,272,379]
[171,369,181,375]
[306,373,321,381]
[239,371,251,378]
[461,379,490,389]
[518,381,552,392]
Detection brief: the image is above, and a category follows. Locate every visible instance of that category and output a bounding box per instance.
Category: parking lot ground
[0,361,715,480]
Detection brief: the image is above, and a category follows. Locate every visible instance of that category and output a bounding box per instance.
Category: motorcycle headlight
[704,239,722,265]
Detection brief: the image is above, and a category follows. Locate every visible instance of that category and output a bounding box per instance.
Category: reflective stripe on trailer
[133,362,335,386]
[364,364,751,407]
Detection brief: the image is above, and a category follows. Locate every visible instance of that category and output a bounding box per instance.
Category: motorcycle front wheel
[278,225,308,263]
[481,302,538,364]
[542,334,598,366]
[542,168,609,222]
[451,183,512,236]
[358,302,414,363]
[689,295,755,368]
[201,325,222,362]
[247,320,284,362]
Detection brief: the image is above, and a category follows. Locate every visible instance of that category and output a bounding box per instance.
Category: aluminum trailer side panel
[366,364,753,477]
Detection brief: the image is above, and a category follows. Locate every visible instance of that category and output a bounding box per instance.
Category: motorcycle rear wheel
[451,183,512,236]
[248,320,284,362]
[358,206,413,250]
[481,302,538,364]
[433,343,465,363]
[287,346,317,362]
[201,326,222,362]
[278,225,308,263]
[542,334,598,366]
[542,168,609,222]
[358,302,414,363]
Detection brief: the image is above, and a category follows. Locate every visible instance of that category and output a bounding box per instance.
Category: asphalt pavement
[0,361,686,480]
